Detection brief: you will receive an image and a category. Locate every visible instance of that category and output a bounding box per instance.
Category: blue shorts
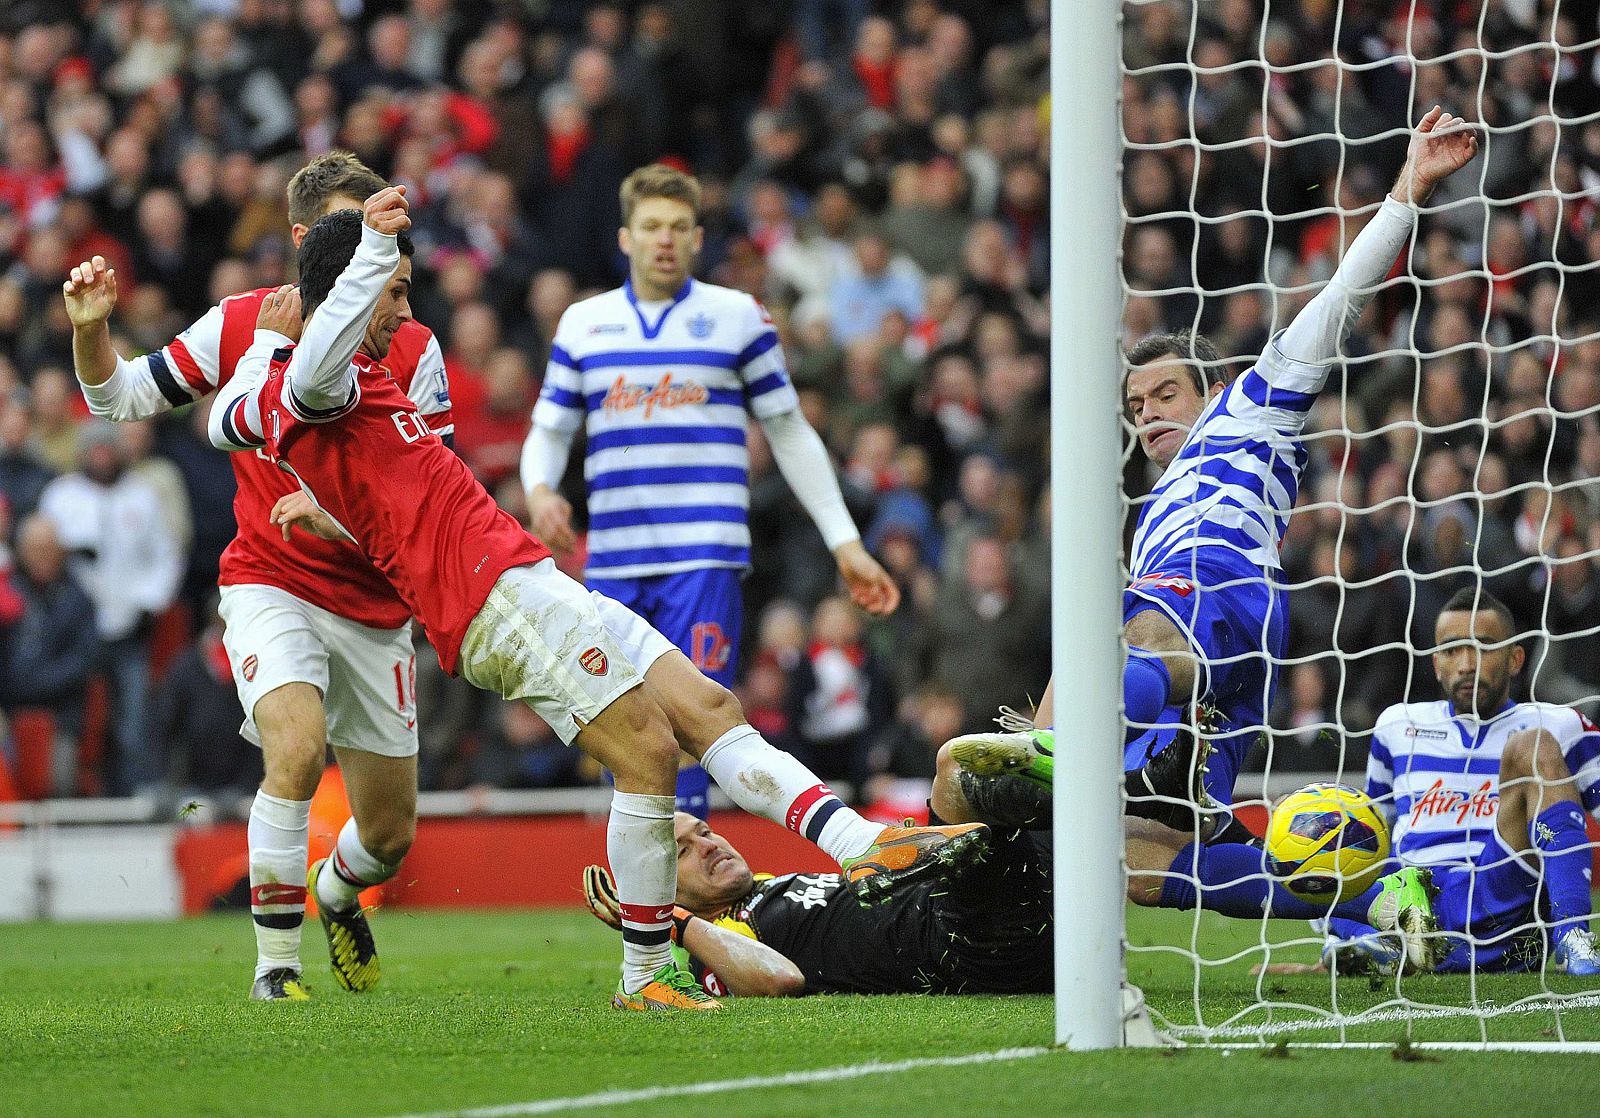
[1326,833,1545,973]
[1123,549,1287,803]
[587,568,744,820]
[1432,829,1546,973]
[586,568,744,687]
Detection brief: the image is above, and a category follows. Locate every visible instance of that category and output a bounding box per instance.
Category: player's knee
[258,727,325,795]
[1502,729,1566,783]
[598,691,679,786]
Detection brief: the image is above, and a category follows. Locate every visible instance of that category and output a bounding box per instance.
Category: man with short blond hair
[522,162,900,820]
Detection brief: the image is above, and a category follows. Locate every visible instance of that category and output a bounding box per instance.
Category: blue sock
[1159,842,1385,921]
[675,764,712,821]
[1531,802,1593,932]
[1124,649,1171,744]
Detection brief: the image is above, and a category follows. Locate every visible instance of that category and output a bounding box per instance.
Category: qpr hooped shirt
[1366,700,1600,868]
[533,278,800,579]
[86,289,451,629]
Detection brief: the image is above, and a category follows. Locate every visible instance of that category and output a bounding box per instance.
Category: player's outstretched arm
[63,254,118,386]
[677,915,806,997]
[290,187,408,414]
[66,257,230,421]
[1275,107,1477,371]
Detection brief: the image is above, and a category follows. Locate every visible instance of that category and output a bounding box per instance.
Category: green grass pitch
[3,904,1598,1117]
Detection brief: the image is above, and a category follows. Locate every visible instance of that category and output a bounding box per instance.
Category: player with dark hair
[1272,589,1599,976]
[943,108,1479,965]
[583,804,1051,998]
[63,151,449,1002]
[210,189,987,1008]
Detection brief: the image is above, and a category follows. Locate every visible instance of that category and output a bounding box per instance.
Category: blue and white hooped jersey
[1129,336,1324,581]
[1367,700,1600,869]
[533,279,800,579]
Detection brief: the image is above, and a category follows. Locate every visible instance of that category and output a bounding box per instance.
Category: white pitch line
[391,1046,1055,1118]
[1165,993,1600,1041]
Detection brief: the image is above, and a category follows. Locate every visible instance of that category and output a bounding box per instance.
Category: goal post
[1050,0,1133,1049]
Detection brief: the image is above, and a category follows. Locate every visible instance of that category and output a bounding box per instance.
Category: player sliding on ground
[209,188,985,1009]
[944,107,1479,965]
[1262,591,1599,977]
[581,745,1058,996]
[63,152,449,1002]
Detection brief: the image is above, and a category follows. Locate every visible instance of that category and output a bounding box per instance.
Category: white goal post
[1050,0,1131,1050]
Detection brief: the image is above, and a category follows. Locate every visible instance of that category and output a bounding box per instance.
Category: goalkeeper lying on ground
[583,767,1051,996]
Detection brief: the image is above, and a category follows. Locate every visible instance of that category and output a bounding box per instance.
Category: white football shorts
[457,558,673,744]
[218,583,419,757]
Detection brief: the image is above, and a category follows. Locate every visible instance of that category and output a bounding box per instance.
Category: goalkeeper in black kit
[584,751,1053,997]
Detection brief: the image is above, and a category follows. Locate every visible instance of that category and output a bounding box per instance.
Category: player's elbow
[751,961,806,997]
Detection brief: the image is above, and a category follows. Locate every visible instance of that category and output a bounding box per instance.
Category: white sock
[248,790,312,980]
[699,725,882,863]
[608,791,677,993]
[316,816,396,913]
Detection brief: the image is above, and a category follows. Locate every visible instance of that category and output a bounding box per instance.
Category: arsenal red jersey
[103,288,452,629]
[249,346,548,672]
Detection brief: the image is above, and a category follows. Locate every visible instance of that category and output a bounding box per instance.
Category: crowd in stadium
[0,0,1596,812]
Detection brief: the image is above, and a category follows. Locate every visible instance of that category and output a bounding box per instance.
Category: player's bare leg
[642,651,988,902]
[1497,729,1598,975]
[576,685,720,1010]
[248,682,326,1001]
[307,749,416,992]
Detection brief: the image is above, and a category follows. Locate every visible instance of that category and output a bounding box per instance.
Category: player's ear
[692,225,704,256]
[618,225,633,257]
[291,223,310,249]
[1509,641,1526,677]
[1206,379,1224,399]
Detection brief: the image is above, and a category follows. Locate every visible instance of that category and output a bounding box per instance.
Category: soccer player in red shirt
[62,154,448,1002]
[213,189,989,1009]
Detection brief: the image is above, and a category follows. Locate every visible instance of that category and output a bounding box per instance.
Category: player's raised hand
[256,285,303,340]
[1394,105,1478,205]
[62,255,117,328]
[835,540,901,617]
[527,484,578,554]
[582,864,623,930]
[363,184,410,237]
[270,491,344,541]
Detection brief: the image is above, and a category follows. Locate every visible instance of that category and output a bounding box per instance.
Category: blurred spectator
[38,421,180,795]
[0,514,99,796]
[928,533,1049,731]
[454,346,533,489]
[0,389,53,526]
[788,595,892,789]
[153,596,259,807]
[829,228,925,345]
[468,699,585,790]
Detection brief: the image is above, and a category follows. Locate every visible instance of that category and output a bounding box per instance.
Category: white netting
[1118,0,1600,1045]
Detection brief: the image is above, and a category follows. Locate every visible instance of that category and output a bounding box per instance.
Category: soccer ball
[1264,783,1390,903]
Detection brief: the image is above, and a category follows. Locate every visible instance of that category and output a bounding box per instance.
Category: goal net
[1109,0,1600,1047]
